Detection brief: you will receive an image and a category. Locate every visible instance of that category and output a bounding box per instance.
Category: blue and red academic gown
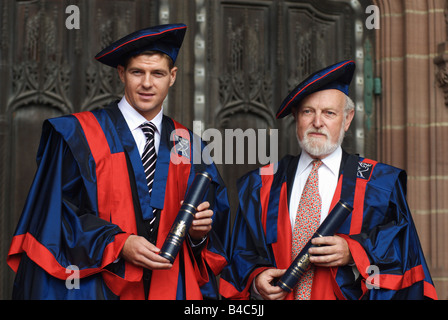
[219,152,438,300]
[7,101,231,300]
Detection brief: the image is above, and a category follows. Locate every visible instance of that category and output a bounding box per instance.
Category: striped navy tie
[140,122,157,196]
[140,122,159,242]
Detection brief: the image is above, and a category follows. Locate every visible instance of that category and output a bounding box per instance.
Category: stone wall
[373,0,448,299]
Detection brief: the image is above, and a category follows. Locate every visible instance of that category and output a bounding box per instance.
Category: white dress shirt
[251,147,343,298]
[289,147,342,230]
[117,97,207,248]
[117,96,163,157]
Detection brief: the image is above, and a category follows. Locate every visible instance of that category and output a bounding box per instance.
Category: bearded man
[219,60,437,300]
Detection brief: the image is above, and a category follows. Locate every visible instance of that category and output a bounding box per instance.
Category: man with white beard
[219,60,437,300]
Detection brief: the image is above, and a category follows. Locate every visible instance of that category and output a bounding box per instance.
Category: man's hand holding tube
[120,201,213,270]
[254,235,353,300]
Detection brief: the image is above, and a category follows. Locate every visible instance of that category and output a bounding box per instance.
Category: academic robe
[7,101,231,300]
[219,152,437,300]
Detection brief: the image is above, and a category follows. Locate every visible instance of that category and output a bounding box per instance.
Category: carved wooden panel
[0,0,375,298]
[0,0,159,298]
[10,106,63,223]
[206,0,363,212]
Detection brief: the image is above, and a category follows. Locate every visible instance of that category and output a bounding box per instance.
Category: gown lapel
[104,103,169,222]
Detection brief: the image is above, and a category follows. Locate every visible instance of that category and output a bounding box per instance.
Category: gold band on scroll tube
[277,280,293,291]
[197,172,212,181]
[181,206,196,217]
[339,201,351,211]
[160,250,175,260]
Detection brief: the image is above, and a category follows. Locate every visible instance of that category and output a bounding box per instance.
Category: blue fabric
[9,101,231,299]
[13,254,119,299]
[341,165,435,299]
[276,60,356,118]
[11,114,123,299]
[95,24,187,68]
[220,153,436,300]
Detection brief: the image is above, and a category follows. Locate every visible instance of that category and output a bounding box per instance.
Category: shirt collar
[297,147,342,177]
[322,146,342,177]
[117,96,163,134]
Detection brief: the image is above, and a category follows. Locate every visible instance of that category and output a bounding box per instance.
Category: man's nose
[142,75,153,88]
[312,112,323,128]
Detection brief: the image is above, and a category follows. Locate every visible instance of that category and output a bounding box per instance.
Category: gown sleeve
[8,119,130,298]
[339,170,437,299]
[219,171,275,300]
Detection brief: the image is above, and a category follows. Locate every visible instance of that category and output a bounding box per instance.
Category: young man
[8,24,231,300]
[219,60,437,300]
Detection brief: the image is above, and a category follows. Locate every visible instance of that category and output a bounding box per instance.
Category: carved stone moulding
[435,42,448,107]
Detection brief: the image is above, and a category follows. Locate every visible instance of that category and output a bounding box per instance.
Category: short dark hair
[120,50,175,70]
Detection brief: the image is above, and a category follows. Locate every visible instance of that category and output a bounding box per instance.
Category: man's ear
[169,66,178,87]
[117,65,125,83]
[344,109,355,132]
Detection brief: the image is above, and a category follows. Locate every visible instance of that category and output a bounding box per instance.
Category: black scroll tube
[159,171,213,263]
[276,200,353,293]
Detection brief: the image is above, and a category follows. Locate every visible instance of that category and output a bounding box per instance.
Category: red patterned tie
[292,159,323,300]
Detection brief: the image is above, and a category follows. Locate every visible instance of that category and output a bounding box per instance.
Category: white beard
[298,125,345,158]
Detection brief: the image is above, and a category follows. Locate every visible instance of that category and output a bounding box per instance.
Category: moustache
[305,129,329,139]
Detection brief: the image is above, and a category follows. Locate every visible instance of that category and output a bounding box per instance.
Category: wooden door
[0,0,375,298]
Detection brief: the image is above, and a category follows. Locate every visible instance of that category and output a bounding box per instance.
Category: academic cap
[276,60,356,119]
[95,23,187,68]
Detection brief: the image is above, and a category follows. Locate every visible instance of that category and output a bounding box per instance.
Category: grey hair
[291,92,355,117]
[344,94,355,115]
